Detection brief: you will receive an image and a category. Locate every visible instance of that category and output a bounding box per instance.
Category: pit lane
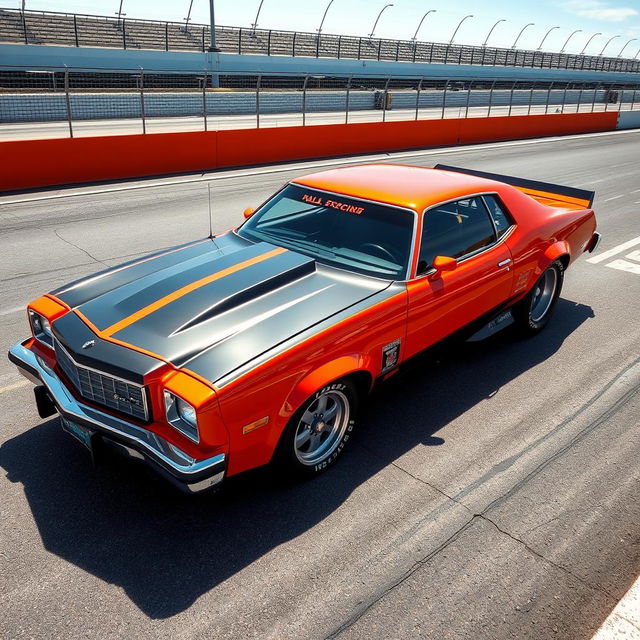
[0,129,639,639]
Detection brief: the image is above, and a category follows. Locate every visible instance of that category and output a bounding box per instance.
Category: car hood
[52,234,391,383]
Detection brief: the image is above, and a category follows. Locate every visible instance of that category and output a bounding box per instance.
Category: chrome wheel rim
[530,268,558,323]
[294,390,350,466]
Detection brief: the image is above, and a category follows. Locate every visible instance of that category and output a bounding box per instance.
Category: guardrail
[1,8,639,74]
[1,68,639,141]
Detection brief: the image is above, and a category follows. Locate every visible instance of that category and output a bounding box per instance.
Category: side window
[418,197,496,273]
[483,195,514,239]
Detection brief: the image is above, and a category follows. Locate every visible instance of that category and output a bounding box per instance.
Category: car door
[405,195,514,358]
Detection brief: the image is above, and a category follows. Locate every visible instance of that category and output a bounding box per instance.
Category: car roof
[292,164,507,212]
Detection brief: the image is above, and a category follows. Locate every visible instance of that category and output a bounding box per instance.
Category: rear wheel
[275,379,358,476]
[513,261,564,335]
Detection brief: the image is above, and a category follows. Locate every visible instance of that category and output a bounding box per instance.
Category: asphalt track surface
[1,130,639,639]
[0,101,628,140]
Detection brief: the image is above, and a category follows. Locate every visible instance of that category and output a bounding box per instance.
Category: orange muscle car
[8,164,600,493]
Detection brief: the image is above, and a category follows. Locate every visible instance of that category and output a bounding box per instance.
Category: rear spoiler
[434,164,595,209]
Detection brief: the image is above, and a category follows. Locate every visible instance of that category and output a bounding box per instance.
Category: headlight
[29,310,53,347]
[164,391,199,442]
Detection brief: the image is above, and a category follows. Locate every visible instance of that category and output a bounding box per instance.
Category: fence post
[488,80,496,117]
[122,18,127,49]
[631,86,637,111]
[527,83,535,116]
[202,27,205,52]
[316,34,320,58]
[604,83,611,112]
[508,81,516,116]
[165,22,169,50]
[292,31,296,56]
[345,75,352,124]
[202,74,208,131]
[256,75,261,128]
[382,77,390,122]
[64,67,73,138]
[442,79,450,119]
[464,81,472,118]
[561,83,568,113]
[576,83,584,113]
[139,69,146,133]
[302,74,309,126]
[545,81,554,114]
[267,30,272,55]
[238,28,242,54]
[591,83,600,112]
[73,14,79,47]
[415,78,422,120]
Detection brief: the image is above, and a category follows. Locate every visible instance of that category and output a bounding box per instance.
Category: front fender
[282,354,370,420]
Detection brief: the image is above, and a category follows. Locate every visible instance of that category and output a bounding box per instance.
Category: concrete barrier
[0,111,620,192]
[617,111,640,129]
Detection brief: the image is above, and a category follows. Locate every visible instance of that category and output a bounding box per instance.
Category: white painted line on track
[602,194,625,202]
[591,575,640,639]
[2,127,639,206]
[625,250,640,262]
[0,379,31,394]
[0,305,26,317]
[606,259,640,275]
[587,236,640,264]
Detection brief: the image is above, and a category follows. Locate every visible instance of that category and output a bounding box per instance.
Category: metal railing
[1,8,640,74]
[1,68,639,140]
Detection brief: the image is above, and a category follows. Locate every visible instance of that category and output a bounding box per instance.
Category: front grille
[54,340,149,422]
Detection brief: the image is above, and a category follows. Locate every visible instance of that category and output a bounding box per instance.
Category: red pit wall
[0,112,618,192]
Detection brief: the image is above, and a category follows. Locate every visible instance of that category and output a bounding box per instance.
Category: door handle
[498,259,512,267]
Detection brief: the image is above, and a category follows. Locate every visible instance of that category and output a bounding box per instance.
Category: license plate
[61,418,95,453]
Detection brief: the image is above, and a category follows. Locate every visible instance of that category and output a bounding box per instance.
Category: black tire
[274,378,358,477]
[513,261,564,336]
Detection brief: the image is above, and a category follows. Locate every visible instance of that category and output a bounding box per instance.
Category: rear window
[238,184,415,279]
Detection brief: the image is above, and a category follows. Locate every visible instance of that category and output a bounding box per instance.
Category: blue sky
[19,0,640,55]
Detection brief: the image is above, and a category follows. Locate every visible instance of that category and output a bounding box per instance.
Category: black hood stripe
[102,247,287,338]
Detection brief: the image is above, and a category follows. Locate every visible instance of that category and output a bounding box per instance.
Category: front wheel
[275,379,358,477]
[513,261,564,335]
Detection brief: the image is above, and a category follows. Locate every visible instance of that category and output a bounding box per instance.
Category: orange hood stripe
[101,246,287,338]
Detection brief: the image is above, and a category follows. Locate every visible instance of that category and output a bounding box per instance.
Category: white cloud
[563,0,638,22]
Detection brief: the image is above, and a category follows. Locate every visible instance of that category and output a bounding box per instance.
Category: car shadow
[0,298,594,619]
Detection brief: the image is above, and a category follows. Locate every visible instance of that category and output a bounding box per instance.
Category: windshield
[238,184,415,279]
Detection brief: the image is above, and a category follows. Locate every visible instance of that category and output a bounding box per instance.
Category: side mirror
[429,255,457,278]
[243,207,255,219]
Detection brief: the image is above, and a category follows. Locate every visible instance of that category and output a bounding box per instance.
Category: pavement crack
[477,514,619,603]
[390,460,474,515]
[326,514,477,639]
[53,229,109,267]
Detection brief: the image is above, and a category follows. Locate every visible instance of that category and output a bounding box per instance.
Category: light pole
[483,18,506,47]
[449,14,473,45]
[618,38,637,57]
[184,0,193,31]
[580,32,602,54]
[317,0,335,34]
[115,0,125,26]
[512,22,534,49]
[207,0,220,52]
[369,3,393,38]
[560,29,582,52]
[412,9,436,41]
[537,26,559,50]
[251,0,266,32]
[599,35,620,56]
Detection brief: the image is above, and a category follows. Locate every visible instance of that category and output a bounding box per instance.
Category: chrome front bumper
[8,341,226,494]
